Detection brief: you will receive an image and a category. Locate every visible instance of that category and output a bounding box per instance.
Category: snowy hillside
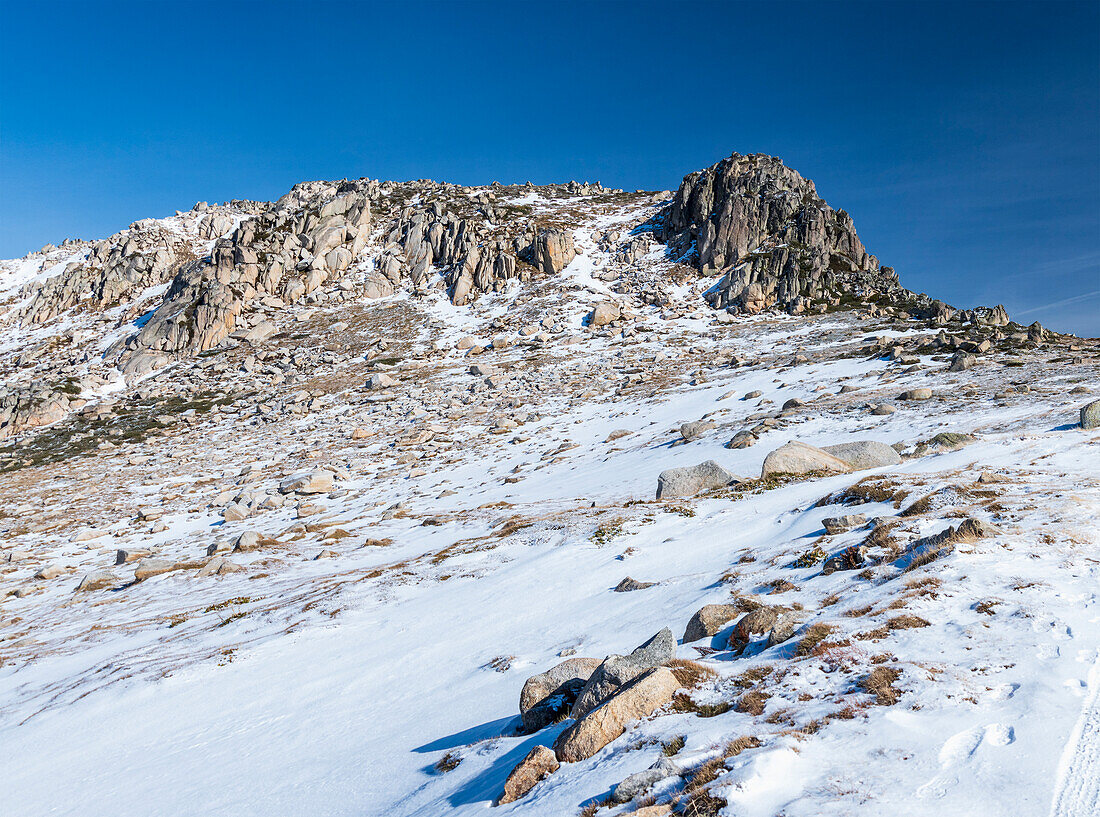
[2,153,1098,817]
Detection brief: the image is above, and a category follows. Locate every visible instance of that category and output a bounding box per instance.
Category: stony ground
[2,177,1099,817]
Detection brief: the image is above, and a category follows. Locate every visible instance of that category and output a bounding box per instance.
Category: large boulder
[592,301,621,327]
[570,629,676,719]
[760,442,851,478]
[683,603,742,643]
[533,229,576,274]
[496,745,559,805]
[1082,400,1100,430]
[554,667,682,763]
[822,440,901,471]
[656,460,738,499]
[727,606,779,654]
[519,657,602,733]
[278,469,334,495]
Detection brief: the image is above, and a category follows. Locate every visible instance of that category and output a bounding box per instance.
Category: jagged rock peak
[661,152,904,315]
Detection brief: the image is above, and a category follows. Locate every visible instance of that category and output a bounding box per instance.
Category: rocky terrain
[2,153,1098,817]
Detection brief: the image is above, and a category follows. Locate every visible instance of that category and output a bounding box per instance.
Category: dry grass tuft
[665,658,717,689]
[661,735,686,756]
[670,693,732,718]
[887,614,931,630]
[681,791,727,817]
[858,666,902,705]
[765,578,799,595]
[735,689,771,716]
[817,477,909,508]
[794,623,837,657]
[732,665,773,688]
[434,751,461,773]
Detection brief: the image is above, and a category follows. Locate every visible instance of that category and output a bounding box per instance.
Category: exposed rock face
[532,229,576,275]
[661,153,904,314]
[554,667,682,763]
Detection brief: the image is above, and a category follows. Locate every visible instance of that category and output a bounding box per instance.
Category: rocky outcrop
[531,229,576,275]
[570,629,675,719]
[661,153,904,314]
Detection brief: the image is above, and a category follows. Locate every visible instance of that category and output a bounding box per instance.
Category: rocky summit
[1,153,1098,817]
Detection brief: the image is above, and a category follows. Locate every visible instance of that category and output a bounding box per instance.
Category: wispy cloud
[1013,289,1100,317]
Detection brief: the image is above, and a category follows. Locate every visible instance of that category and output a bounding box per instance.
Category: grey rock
[822,513,867,535]
[1081,400,1100,430]
[570,628,676,719]
[656,460,738,499]
[614,576,655,592]
[612,768,671,803]
[822,440,901,471]
[683,603,741,643]
[760,441,850,478]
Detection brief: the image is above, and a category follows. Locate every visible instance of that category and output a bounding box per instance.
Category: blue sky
[2,0,1097,335]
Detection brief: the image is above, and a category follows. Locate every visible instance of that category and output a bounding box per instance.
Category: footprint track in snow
[917,723,1016,799]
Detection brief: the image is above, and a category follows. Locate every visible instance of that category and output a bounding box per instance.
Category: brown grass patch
[887,614,931,630]
[794,623,836,657]
[670,694,732,718]
[858,666,902,705]
[736,689,771,716]
[817,477,910,508]
[665,658,718,689]
[732,665,773,688]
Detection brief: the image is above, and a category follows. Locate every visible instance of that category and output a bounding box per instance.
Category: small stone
[75,571,117,592]
[134,559,175,581]
[822,513,868,535]
[279,469,334,494]
[899,388,933,401]
[592,301,621,327]
[34,565,64,580]
[115,548,151,565]
[496,745,559,805]
[614,576,655,592]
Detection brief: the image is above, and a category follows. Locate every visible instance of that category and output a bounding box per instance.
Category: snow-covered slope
[2,154,1098,817]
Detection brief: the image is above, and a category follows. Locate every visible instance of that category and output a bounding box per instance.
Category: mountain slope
[1,153,1098,817]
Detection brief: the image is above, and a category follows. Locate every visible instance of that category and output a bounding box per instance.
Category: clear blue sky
[2,0,1097,335]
